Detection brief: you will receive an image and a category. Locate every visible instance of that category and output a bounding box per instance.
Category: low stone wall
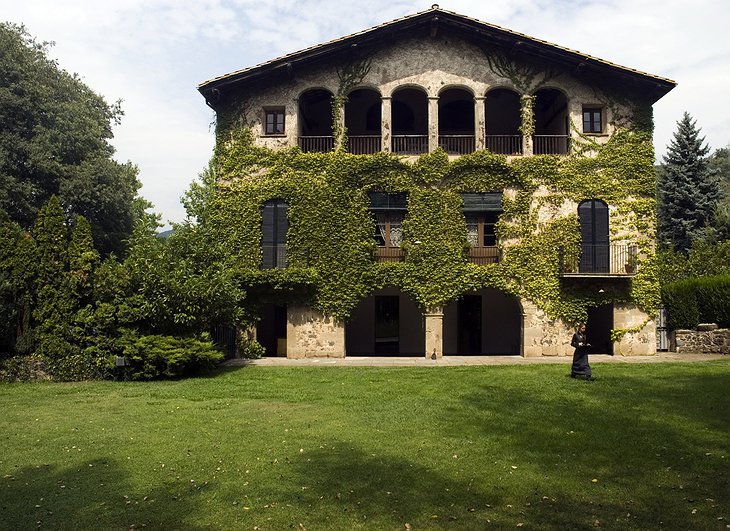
[672,327,730,355]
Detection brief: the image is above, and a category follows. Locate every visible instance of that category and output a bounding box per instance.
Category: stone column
[428,96,439,153]
[286,305,346,359]
[424,307,444,359]
[474,96,486,150]
[613,304,656,356]
[521,94,534,156]
[381,96,392,153]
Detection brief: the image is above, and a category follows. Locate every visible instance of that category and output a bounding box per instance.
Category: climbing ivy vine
[207,124,660,334]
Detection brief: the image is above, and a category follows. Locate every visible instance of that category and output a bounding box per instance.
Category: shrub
[239,339,265,359]
[663,275,730,329]
[0,354,51,382]
[695,275,730,328]
[119,331,224,380]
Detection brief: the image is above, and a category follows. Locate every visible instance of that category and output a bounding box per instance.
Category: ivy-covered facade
[198,7,675,358]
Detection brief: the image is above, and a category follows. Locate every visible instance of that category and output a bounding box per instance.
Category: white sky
[3,0,729,227]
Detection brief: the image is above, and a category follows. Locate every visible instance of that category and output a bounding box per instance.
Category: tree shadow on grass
[446,366,730,529]
[0,458,209,530]
[283,444,505,529]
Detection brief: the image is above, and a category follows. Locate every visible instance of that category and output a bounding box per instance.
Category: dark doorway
[256,304,287,357]
[374,296,399,354]
[586,304,613,355]
[579,199,609,273]
[458,295,482,354]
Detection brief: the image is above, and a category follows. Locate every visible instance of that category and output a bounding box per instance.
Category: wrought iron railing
[298,136,334,153]
[438,135,475,155]
[485,135,523,155]
[374,246,406,262]
[559,243,639,275]
[392,135,429,155]
[533,135,570,155]
[261,244,287,269]
[348,135,381,155]
[468,246,500,265]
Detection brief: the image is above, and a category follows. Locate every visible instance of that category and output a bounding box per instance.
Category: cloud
[3,0,730,226]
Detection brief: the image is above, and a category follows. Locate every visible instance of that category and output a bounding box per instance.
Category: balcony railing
[533,135,570,155]
[559,244,639,276]
[348,135,381,155]
[262,244,287,269]
[468,246,499,265]
[392,135,428,155]
[485,135,523,155]
[298,136,334,153]
[374,246,405,263]
[438,135,475,155]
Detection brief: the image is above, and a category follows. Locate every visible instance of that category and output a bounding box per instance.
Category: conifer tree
[658,112,720,251]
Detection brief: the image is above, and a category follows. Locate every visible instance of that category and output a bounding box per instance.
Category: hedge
[662,275,730,329]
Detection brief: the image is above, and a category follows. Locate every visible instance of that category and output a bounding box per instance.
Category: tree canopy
[657,112,720,251]
[0,22,143,256]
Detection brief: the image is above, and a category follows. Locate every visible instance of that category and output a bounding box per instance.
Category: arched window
[578,199,609,273]
[262,199,288,269]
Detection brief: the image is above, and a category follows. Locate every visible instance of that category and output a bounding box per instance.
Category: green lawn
[1,361,729,530]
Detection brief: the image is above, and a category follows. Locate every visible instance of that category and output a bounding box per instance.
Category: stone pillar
[424,307,444,359]
[286,305,345,359]
[613,304,656,356]
[333,96,346,151]
[521,94,534,156]
[521,298,573,357]
[381,96,392,153]
[474,96,486,150]
[428,96,439,153]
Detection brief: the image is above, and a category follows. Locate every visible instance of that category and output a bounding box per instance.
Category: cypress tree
[658,112,720,251]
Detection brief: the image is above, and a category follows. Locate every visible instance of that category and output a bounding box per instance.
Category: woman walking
[571,323,595,380]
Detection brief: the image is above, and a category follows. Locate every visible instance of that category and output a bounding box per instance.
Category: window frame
[582,107,603,134]
[263,108,286,136]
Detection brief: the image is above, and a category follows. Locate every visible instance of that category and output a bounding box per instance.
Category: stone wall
[672,327,730,355]
[286,305,345,358]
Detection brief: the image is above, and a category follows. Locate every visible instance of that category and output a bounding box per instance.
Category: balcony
[438,135,475,155]
[298,136,334,153]
[485,135,523,155]
[533,135,570,155]
[374,246,405,263]
[348,135,381,155]
[559,244,638,276]
[392,135,429,155]
[468,246,499,265]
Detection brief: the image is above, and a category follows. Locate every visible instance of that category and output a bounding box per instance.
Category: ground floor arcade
[255,288,656,359]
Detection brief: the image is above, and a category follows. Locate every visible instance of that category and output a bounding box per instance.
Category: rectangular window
[264,109,285,135]
[582,108,602,134]
[462,193,502,265]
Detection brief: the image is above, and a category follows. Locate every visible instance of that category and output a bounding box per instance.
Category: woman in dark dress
[571,323,594,380]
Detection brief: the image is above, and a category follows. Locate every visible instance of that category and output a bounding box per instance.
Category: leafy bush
[695,275,730,328]
[239,339,265,359]
[663,275,730,329]
[119,331,224,380]
[0,354,50,382]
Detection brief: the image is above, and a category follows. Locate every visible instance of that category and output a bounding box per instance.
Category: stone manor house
[197,6,675,359]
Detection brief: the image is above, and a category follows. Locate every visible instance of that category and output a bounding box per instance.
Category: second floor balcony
[559,244,639,276]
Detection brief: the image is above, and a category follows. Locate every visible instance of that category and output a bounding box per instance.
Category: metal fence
[262,244,287,269]
[438,135,475,155]
[560,243,639,275]
[468,246,500,265]
[298,136,334,153]
[347,135,381,155]
[533,135,570,155]
[374,246,406,262]
[485,135,523,155]
[392,135,429,155]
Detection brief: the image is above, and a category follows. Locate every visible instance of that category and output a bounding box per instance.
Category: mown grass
[1,361,728,530]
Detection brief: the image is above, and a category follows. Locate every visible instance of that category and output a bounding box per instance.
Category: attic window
[264,108,285,135]
[582,107,603,134]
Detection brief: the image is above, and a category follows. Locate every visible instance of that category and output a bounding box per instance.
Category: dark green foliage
[663,275,730,329]
[657,113,720,251]
[708,147,730,240]
[118,331,224,380]
[662,280,700,330]
[0,23,142,256]
[658,239,730,285]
